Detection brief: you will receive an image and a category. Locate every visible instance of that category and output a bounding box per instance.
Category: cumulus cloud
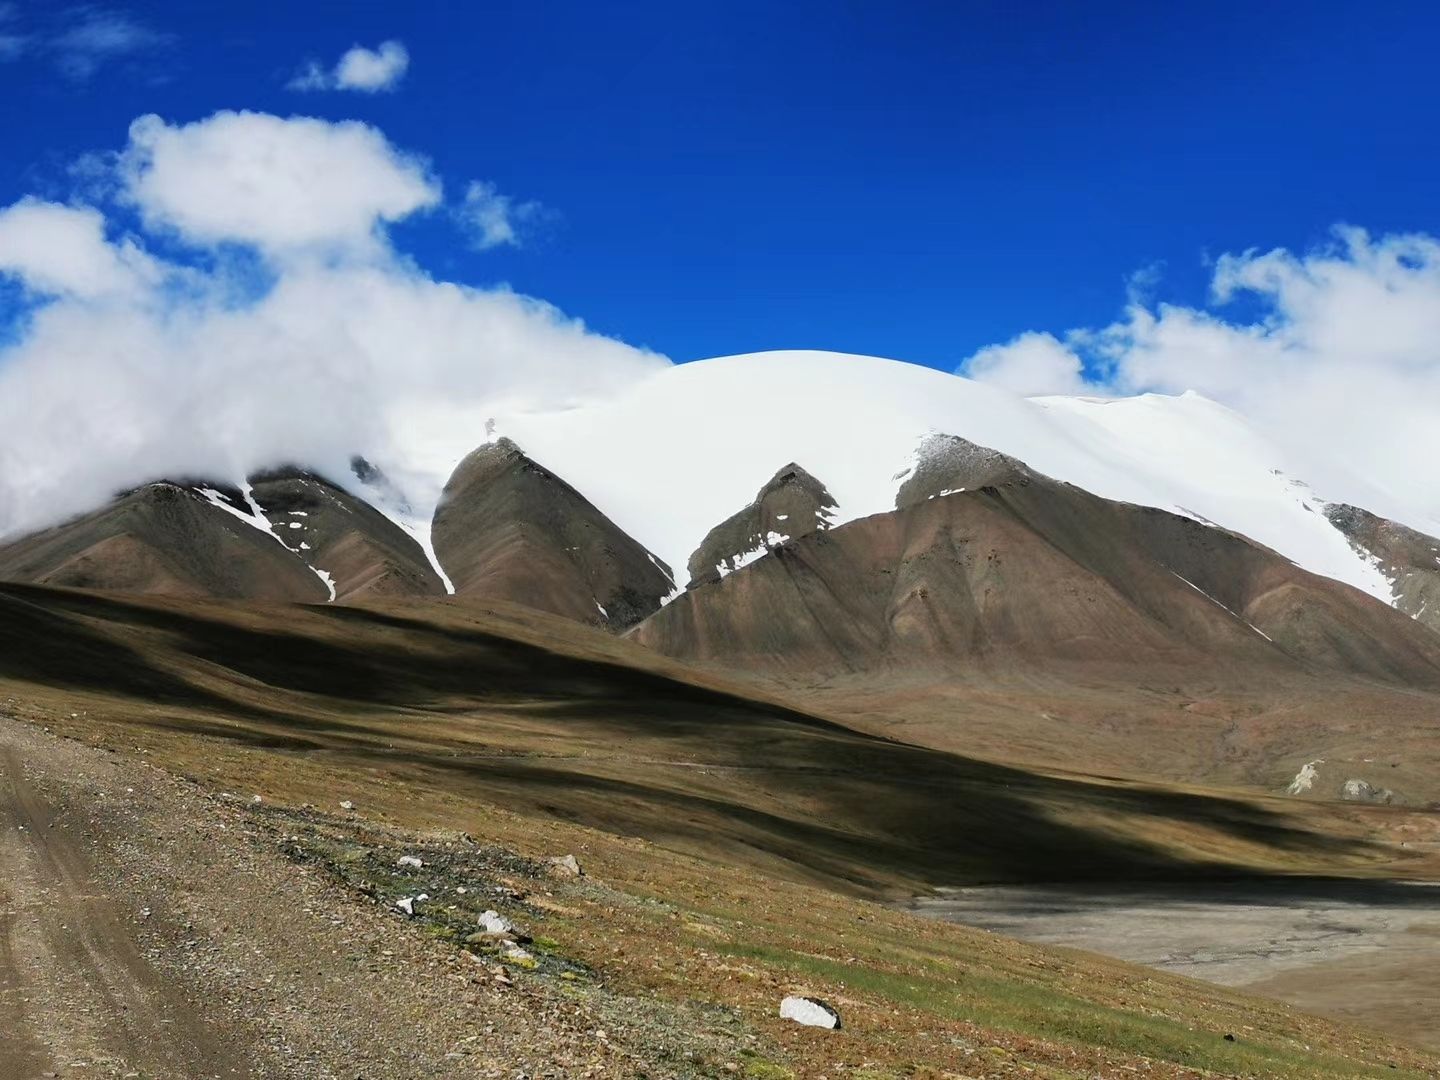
[961,227,1440,523]
[0,197,162,299]
[289,40,409,93]
[961,331,1090,397]
[0,111,666,539]
[118,111,441,262]
[457,180,549,250]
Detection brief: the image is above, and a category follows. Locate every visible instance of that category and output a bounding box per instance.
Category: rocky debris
[1326,502,1440,634]
[478,909,516,935]
[397,855,424,869]
[251,794,263,804]
[549,854,583,878]
[502,945,538,969]
[339,800,355,811]
[779,995,841,1029]
[395,893,429,916]
[1342,779,1395,804]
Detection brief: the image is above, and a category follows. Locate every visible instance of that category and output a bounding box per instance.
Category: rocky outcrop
[431,438,675,628]
[687,463,836,587]
[894,433,1031,509]
[1325,503,1440,634]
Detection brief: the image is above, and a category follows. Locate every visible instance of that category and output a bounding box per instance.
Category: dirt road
[0,716,714,1079]
[0,740,248,1079]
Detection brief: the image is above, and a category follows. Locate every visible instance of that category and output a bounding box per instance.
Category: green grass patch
[718,942,1422,1080]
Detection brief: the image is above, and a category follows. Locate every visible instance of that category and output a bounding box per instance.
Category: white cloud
[961,227,1440,526]
[288,40,409,93]
[458,180,548,250]
[961,331,1090,397]
[49,7,170,80]
[0,111,666,540]
[0,197,161,299]
[118,111,441,262]
[0,5,168,75]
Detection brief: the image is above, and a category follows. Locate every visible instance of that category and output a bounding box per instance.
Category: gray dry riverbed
[906,879,1440,1050]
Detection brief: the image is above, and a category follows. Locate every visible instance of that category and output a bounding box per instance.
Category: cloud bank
[289,40,409,93]
[960,228,1440,524]
[0,111,666,539]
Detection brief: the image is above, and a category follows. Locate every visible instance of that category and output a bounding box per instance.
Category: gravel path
[0,738,249,1079]
[0,716,740,1079]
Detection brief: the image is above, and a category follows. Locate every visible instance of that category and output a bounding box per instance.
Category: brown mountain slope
[246,468,444,601]
[631,471,1440,804]
[0,481,329,602]
[2,581,1428,895]
[634,472,1440,684]
[0,470,443,605]
[431,438,675,628]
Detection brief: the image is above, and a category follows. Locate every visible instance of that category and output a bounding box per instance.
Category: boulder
[1341,778,1395,804]
[477,909,516,935]
[779,995,841,1029]
[550,854,583,878]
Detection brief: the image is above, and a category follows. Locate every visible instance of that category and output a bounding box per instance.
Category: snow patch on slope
[1170,571,1274,643]
[196,483,337,601]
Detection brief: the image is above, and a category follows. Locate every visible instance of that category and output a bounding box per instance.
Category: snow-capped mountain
[478,351,1435,602]
[2,350,1438,637]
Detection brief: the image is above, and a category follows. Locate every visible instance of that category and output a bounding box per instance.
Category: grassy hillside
[1,583,1432,896]
[4,582,1440,1075]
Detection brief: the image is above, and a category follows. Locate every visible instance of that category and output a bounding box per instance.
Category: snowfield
[382,350,1435,599]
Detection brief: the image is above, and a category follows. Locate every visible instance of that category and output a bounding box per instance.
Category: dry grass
[5,583,1440,1075]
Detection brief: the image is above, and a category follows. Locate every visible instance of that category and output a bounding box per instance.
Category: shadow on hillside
[0,584,1410,895]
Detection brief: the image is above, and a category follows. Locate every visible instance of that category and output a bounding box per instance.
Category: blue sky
[2,0,1437,368]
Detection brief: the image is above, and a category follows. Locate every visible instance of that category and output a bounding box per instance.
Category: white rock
[477,909,515,934]
[339,800,355,811]
[550,854,583,877]
[502,945,534,964]
[395,893,429,917]
[397,855,424,869]
[251,794,263,804]
[1341,778,1395,804]
[779,996,841,1029]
